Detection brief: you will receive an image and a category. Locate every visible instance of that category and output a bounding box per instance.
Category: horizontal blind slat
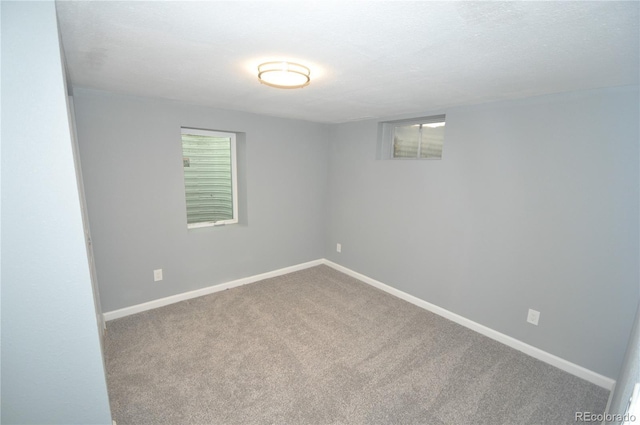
[182,132,234,224]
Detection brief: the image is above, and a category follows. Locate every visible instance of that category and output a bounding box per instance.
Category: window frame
[379,114,446,160]
[180,127,238,229]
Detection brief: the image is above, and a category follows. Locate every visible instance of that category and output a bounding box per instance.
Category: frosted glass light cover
[258,61,311,89]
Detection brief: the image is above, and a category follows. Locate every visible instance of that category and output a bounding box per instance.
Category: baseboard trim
[102,257,615,390]
[322,259,615,391]
[603,381,616,420]
[103,259,324,322]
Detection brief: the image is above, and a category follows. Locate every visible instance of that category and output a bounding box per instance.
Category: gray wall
[1,2,112,424]
[325,87,639,379]
[73,89,329,312]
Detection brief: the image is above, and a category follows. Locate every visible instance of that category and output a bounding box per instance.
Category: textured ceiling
[56,1,639,123]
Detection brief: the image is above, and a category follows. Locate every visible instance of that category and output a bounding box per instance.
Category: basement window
[181,128,238,229]
[379,115,446,160]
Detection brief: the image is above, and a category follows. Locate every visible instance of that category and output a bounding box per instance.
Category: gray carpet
[105,265,609,424]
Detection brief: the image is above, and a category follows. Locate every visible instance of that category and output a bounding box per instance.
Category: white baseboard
[103,259,324,321]
[102,257,615,391]
[322,260,616,391]
[603,381,616,421]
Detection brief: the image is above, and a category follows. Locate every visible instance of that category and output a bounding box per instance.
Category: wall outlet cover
[154,269,163,281]
[527,308,540,326]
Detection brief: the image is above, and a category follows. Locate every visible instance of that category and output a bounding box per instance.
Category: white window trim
[181,127,238,229]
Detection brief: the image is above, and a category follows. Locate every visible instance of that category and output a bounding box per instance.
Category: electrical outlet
[527,308,540,326]
[153,269,163,282]
[336,243,342,253]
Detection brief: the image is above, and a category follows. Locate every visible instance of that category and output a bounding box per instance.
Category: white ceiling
[56,1,639,124]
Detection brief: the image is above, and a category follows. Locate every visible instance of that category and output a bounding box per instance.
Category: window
[379,114,446,160]
[181,128,238,228]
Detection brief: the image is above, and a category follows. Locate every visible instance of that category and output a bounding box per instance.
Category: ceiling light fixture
[257,61,311,89]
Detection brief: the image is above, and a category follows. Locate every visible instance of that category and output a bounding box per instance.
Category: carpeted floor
[105,265,609,424]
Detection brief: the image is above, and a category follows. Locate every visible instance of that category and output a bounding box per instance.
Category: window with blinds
[181,128,238,228]
[378,114,446,160]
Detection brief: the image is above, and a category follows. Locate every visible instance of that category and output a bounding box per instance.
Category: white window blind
[378,114,446,160]
[393,121,445,159]
[181,128,238,228]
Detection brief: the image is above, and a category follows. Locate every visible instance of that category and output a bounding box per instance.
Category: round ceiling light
[257,61,311,89]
